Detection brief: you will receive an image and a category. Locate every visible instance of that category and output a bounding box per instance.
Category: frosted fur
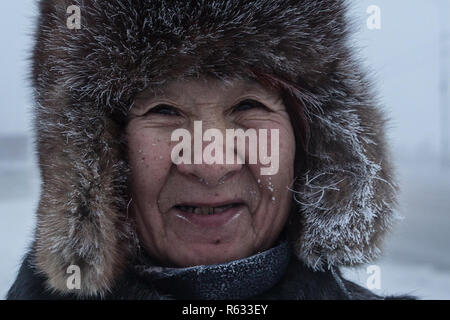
[31,0,399,296]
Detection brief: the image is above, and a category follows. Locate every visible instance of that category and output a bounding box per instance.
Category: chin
[169,241,254,267]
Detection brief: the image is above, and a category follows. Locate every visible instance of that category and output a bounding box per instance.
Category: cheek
[278,127,296,175]
[127,128,173,199]
[254,122,295,215]
[248,121,296,187]
[247,122,295,244]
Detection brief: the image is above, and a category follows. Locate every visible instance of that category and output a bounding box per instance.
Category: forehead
[135,76,278,105]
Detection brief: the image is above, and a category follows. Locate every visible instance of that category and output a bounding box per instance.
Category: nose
[175,122,243,186]
[177,161,242,186]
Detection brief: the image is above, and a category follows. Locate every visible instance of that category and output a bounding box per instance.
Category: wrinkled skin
[127,77,296,267]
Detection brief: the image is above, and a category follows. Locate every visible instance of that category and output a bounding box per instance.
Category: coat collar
[134,239,290,299]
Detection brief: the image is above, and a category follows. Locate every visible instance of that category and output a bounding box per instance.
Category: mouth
[172,201,246,228]
[174,203,242,215]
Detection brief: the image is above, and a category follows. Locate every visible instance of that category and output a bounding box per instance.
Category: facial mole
[215,239,221,244]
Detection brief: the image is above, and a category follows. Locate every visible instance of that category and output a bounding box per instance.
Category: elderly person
[8,0,412,300]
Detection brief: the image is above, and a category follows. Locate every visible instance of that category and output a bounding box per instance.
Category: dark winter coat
[8,244,413,300]
[8,0,410,300]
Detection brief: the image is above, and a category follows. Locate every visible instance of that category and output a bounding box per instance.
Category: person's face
[126,77,296,267]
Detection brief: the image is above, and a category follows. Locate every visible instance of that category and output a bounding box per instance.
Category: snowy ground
[1,156,449,299]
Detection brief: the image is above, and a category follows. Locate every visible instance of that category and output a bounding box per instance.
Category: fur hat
[31,0,398,297]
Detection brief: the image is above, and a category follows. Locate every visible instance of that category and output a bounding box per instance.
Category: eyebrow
[132,78,278,111]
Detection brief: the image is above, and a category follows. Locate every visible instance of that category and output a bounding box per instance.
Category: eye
[145,104,181,116]
[232,99,270,113]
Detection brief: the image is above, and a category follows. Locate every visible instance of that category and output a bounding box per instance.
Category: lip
[173,203,245,228]
[174,199,245,208]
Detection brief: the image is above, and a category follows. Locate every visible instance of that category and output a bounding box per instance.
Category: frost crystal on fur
[31,0,399,296]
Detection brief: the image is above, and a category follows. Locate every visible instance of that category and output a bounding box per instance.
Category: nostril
[176,161,242,186]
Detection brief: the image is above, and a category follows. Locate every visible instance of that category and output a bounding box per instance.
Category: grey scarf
[135,239,290,299]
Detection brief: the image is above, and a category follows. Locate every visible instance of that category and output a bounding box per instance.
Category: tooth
[179,206,196,213]
[195,207,207,215]
[213,204,232,214]
[179,204,238,215]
